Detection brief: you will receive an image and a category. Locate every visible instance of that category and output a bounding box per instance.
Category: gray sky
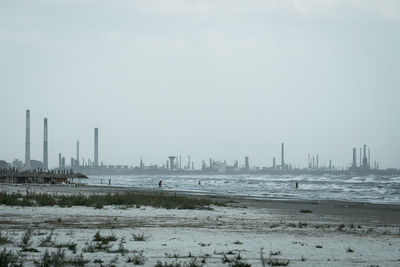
[1,0,400,169]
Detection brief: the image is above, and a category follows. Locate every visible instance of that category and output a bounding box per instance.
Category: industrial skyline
[1,109,391,174]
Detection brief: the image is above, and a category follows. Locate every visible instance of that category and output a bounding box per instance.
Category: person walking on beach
[159,180,162,188]
[108,178,111,186]
[296,181,298,189]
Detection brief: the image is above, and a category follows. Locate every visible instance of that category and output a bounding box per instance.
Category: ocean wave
[88,174,400,204]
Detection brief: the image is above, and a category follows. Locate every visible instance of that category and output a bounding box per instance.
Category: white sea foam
[88,174,400,204]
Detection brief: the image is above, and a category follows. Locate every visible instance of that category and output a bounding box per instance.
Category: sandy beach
[1,183,400,266]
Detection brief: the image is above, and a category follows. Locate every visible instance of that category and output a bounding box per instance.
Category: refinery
[0,109,399,177]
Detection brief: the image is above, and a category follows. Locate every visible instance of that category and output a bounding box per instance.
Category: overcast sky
[0,0,399,169]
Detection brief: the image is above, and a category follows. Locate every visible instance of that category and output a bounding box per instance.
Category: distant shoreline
[76,168,400,176]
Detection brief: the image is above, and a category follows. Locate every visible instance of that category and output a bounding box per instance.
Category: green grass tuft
[0,248,18,266]
[132,233,146,241]
[19,229,32,248]
[127,251,146,265]
[93,231,117,243]
[0,232,13,245]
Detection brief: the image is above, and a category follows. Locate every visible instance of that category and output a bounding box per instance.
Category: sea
[87,174,400,204]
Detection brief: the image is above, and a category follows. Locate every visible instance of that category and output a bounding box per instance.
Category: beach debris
[299,209,312,213]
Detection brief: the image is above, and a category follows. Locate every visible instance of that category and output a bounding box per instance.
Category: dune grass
[0,233,13,245]
[0,191,220,210]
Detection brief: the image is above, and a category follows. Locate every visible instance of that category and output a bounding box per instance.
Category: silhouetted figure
[108,179,111,186]
[159,180,162,188]
[198,180,201,185]
[296,182,298,189]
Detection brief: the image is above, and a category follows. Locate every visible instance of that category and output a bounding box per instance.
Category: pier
[0,169,87,184]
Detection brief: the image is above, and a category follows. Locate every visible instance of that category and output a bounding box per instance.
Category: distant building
[30,160,44,169]
[0,160,9,168]
[13,159,24,169]
[94,128,99,167]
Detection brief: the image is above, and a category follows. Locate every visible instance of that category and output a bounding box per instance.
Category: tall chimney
[245,156,249,170]
[352,147,357,168]
[76,141,80,166]
[281,143,285,169]
[363,144,367,160]
[368,147,370,168]
[43,118,48,169]
[94,128,98,167]
[25,109,31,169]
[362,144,368,169]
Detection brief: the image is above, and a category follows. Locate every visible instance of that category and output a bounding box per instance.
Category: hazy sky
[1,0,399,169]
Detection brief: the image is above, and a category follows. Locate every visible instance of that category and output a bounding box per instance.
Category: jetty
[0,169,88,184]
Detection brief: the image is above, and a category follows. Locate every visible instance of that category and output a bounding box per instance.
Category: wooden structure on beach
[0,169,88,184]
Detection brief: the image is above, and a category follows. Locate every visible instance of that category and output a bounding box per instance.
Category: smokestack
[43,118,48,169]
[25,109,31,169]
[352,147,357,168]
[363,144,366,160]
[362,144,368,169]
[94,128,98,167]
[368,147,370,168]
[76,141,80,166]
[281,143,285,169]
